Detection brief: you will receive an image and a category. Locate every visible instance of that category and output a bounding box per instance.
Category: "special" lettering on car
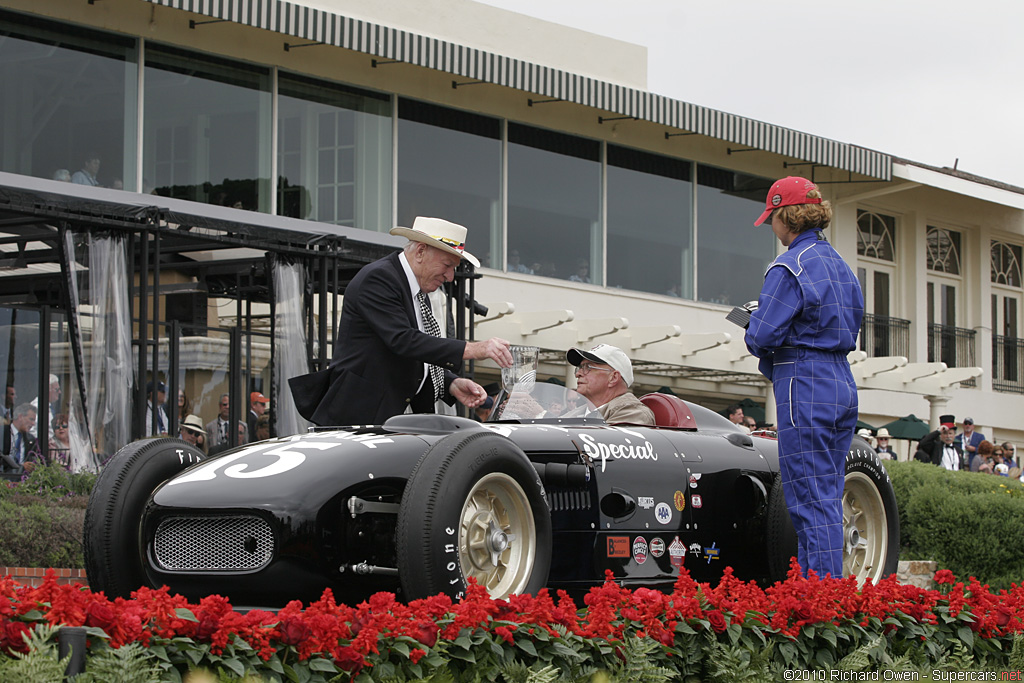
[577,432,657,472]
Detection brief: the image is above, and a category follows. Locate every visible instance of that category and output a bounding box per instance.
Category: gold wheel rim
[842,471,888,583]
[458,472,536,598]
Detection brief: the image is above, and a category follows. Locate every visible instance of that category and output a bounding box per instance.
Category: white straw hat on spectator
[390,217,480,267]
[181,414,206,435]
[876,428,890,438]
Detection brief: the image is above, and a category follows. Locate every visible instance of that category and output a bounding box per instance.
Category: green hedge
[887,460,1024,589]
[0,465,96,568]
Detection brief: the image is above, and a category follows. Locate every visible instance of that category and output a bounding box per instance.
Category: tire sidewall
[767,437,900,581]
[84,437,204,598]
[845,438,901,578]
[397,430,552,601]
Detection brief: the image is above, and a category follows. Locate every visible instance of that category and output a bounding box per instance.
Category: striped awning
[143,0,891,181]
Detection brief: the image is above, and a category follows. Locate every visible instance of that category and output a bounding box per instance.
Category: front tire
[84,438,204,598]
[396,430,552,601]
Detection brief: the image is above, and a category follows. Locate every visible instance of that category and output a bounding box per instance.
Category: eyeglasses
[55,423,68,429]
[575,362,613,376]
[183,428,201,437]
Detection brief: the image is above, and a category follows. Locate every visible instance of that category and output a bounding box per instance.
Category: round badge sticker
[673,490,686,511]
[633,536,648,564]
[655,502,672,525]
[650,537,666,558]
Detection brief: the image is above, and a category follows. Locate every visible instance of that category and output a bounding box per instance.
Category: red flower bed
[1,562,1022,679]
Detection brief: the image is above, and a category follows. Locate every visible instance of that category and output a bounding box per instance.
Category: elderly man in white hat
[178,414,207,450]
[874,427,895,460]
[565,343,654,425]
[291,217,513,426]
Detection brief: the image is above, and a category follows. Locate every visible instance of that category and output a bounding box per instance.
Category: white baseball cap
[566,343,634,387]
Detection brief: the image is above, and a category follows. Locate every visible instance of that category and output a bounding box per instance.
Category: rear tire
[396,430,552,601]
[84,438,204,598]
[767,437,900,583]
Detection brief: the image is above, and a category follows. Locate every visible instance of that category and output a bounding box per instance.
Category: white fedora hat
[390,217,480,267]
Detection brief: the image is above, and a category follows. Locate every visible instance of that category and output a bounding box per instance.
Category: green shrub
[0,464,94,568]
[888,459,1024,588]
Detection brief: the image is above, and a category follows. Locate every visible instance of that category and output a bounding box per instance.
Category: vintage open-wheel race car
[84,381,899,607]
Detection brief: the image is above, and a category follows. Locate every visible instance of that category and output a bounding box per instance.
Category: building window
[607,146,693,298]
[856,210,896,262]
[991,241,1022,287]
[926,226,961,275]
[0,10,136,188]
[277,73,391,230]
[695,167,774,305]
[507,123,601,283]
[144,45,271,210]
[398,99,500,265]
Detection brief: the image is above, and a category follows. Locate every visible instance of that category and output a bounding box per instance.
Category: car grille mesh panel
[153,516,274,572]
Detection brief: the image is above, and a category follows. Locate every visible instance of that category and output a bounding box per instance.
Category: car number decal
[167,440,337,485]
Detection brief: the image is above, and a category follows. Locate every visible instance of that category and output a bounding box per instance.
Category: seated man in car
[566,343,654,425]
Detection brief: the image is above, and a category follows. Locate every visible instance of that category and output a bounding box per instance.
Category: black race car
[84,382,899,607]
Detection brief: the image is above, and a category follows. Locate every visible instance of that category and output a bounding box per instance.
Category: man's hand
[450,378,488,408]
[464,337,513,368]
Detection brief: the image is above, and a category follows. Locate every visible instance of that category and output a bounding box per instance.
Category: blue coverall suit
[745,229,864,578]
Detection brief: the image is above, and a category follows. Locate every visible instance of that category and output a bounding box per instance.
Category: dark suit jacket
[298,251,466,426]
[914,430,965,469]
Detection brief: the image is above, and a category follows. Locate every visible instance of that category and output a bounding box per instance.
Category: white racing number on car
[167,440,337,485]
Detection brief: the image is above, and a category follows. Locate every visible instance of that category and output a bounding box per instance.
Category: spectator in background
[744,415,758,431]
[178,414,206,451]
[49,412,71,469]
[255,414,271,442]
[208,420,248,456]
[7,404,41,470]
[52,169,71,182]
[568,258,590,283]
[206,393,246,449]
[71,153,101,186]
[1002,442,1018,469]
[248,392,269,438]
[972,439,994,473]
[145,381,169,436]
[507,249,533,274]
[30,374,61,441]
[857,428,875,449]
[954,417,984,463]
[915,416,964,471]
[2,384,14,455]
[726,404,748,432]
[875,428,896,460]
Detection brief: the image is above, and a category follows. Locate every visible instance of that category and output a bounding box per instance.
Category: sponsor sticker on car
[691,494,703,509]
[633,537,648,564]
[650,537,665,557]
[673,490,686,511]
[669,536,686,567]
[638,496,655,509]
[704,542,720,564]
[606,536,630,558]
[689,472,702,489]
[655,502,672,524]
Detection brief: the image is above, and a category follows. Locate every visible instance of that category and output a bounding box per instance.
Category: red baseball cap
[753,176,823,226]
[250,391,269,404]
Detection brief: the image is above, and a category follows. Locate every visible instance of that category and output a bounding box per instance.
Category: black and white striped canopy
[144,0,891,181]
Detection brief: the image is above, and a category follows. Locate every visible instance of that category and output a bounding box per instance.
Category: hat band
[429,234,466,253]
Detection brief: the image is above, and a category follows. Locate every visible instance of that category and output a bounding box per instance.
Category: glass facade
[398,99,501,267]
[278,74,391,230]
[695,167,775,306]
[508,123,601,283]
[144,45,271,210]
[0,12,136,188]
[607,146,693,297]
[0,9,782,306]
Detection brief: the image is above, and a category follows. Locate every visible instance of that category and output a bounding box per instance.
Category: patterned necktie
[13,432,22,464]
[416,291,445,400]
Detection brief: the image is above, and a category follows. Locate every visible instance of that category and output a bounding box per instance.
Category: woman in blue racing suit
[745,177,864,579]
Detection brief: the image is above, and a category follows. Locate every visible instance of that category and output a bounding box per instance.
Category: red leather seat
[639,393,697,430]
